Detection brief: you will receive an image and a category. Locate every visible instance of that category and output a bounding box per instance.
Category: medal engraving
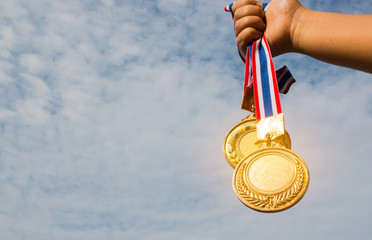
[233,147,309,212]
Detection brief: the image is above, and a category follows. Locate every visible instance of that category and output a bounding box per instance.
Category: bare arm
[292,8,372,73]
[232,0,372,73]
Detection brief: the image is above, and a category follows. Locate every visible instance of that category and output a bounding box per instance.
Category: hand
[232,0,304,57]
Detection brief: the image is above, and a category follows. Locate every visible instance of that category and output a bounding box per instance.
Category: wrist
[289,5,309,54]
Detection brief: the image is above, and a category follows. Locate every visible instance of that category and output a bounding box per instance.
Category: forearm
[291,7,372,73]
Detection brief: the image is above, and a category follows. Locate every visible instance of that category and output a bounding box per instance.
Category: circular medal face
[232,147,309,212]
[223,116,291,168]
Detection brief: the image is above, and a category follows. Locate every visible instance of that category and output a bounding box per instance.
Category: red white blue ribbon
[225,2,295,118]
[250,35,281,119]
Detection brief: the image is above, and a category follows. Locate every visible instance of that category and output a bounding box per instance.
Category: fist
[232,0,302,57]
[232,0,266,54]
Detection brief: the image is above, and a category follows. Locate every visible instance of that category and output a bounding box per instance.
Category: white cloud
[0,0,371,239]
[20,54,45,74]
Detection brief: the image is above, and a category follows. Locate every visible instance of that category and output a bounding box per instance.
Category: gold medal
[223,114,291,168]
[232,147,309,212]
[222,16,309,212]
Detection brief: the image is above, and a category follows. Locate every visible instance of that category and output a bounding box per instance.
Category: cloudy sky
[0,0,371,239]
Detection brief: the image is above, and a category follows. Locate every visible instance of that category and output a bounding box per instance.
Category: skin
[232,0,372,73]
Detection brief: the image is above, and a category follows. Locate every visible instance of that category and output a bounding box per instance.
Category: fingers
[232,0,263,13]
[235,14,265,37]
[232,0,266,52]
[234,4,265,23]
[237,28,264,53]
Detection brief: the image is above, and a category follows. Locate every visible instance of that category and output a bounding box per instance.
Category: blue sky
[0,0,371,239]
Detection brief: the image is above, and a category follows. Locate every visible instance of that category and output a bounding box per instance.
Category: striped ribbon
[250,35,281,119]
[225,2,295,117]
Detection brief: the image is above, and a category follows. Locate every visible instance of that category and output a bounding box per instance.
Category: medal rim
[232,147,309,213]
[223,115,257,168]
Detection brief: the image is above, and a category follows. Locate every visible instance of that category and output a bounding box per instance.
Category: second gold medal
[223,113,291,168]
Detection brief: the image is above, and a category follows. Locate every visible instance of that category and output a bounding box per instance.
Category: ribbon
[225,2,295,114]
[250,35,281,119]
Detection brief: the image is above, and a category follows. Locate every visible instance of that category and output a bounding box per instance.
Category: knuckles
[237,28,264,51]
[234,5,264,22]
[232,0,261,12]
[235,16,266,37]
